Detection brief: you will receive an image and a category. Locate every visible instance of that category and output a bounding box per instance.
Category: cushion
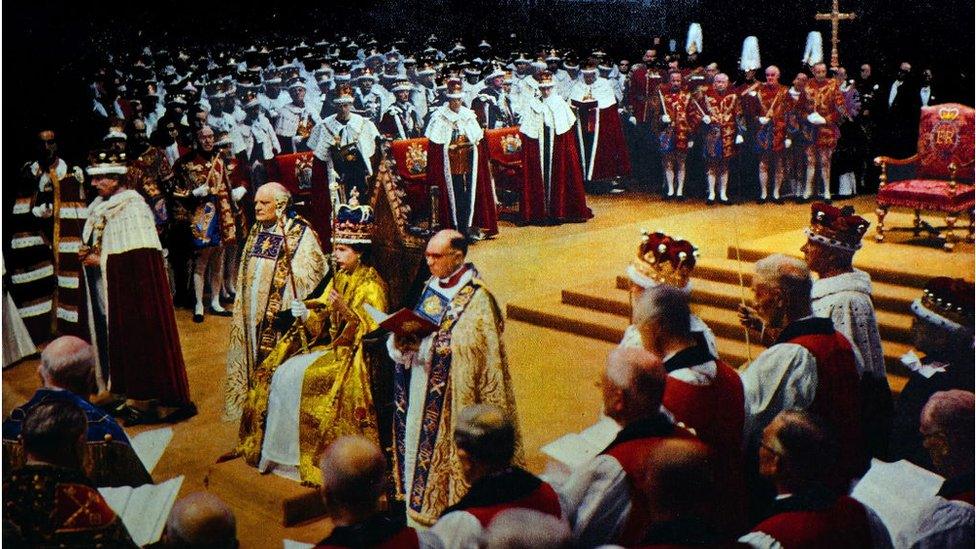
[268,152,319,198]
[877,179,975,212]
[485,126,524,168]
[915,103,975,183]
[390,138,430,183]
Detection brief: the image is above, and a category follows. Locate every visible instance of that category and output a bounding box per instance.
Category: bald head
[426,229,468,279]
[753,254,812,324]
[164,492,237,549]
[319,435,387,520]
[642,438,713,520]
[455,404,516,474]
[921,390,974,476]
[603,347,667,422]
[39,336,95,395]
[484,509,572,549]
[254,182,290,223]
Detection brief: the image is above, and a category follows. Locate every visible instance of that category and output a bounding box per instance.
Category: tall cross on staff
[815,0,856,69]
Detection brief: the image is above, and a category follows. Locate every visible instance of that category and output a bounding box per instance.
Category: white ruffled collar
[811,269,873,299]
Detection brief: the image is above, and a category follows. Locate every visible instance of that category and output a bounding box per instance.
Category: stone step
[508,292,911,392]
[581,278,914,345]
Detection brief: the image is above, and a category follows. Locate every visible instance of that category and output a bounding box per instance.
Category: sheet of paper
[541,433,602,470]
[851,459,944,543]
[578,415,621,450]
[129,427,174,474]
[100,475,184,546]
[283,540,315,549]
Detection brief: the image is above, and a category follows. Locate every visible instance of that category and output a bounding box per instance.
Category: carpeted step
[507,294,629,344]
[206,458,326,527]
[675,257,923,315]
[573,279,915,345]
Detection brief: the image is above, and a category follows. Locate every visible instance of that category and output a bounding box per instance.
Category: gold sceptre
[278,214,310,354]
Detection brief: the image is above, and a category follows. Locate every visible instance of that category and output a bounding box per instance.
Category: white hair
[754,254,812,302]
[482,509,571,549]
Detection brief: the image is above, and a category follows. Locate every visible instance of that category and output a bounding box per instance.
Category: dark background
[5,0,974,174]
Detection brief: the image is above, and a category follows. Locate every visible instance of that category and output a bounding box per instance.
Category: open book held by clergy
[364,284,448,338]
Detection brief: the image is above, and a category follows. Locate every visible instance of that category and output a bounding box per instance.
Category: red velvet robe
[628,66,665,124]
[782,318,868,491]
[573,101,633,181]
[520,129,592,224]
[427,139,498,236]
[750,495,873,549]
[663,358,746,535]
[601,415,702,545]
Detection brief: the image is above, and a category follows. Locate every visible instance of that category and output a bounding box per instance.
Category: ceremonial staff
[278,210,310,354]
[733,222,753,362]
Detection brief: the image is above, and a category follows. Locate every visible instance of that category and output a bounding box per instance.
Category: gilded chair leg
[913,209,922,236]
[944,213,958,252]
[875,206,889,243]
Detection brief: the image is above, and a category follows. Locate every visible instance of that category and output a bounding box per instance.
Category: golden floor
[3,192,972,547]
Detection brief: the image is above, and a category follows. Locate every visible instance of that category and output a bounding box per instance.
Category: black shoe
[162,403,198,424]
[123,406,161,427]
[676,195,686,202]
[773,197,785,204]
[220,293,236,305]
[193,313,204,323]
[706,198,715,206]
[664,194,675,201]
[756,197,767,205]
[720,198,732,205]
[208,307,233,317]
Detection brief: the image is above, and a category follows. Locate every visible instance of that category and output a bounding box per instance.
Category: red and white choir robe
[424,105,499,236]
[660,343,747,536]
[518,92,592,224]
[567,77,632,182]
[901,476,975,549]
[83,189,191,407]
[29,158,91,342]
[740,317,868,492]
[312,513,440,548]
[811,270,891,457]
[555,412,706,547]
[739,488,892,549]
[431,466,562,548]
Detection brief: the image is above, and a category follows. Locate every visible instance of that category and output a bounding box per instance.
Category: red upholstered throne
[389,137,434,222]
[874,103,975,251]
[484,126,524,211]
[267,152,331,245]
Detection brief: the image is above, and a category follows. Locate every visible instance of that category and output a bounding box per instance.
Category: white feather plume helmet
[802,31,824,65]
[740,36,761,71]
[686,23,704,55]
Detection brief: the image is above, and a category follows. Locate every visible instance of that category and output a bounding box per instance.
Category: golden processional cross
[815,0,856,69]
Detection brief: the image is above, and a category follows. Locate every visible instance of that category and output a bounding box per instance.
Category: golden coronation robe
[223,216,327,421]
[388,264,522,526]
[235,264,387,485]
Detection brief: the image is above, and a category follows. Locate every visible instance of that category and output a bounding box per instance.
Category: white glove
[701,115,712,125]
[735,134,744,145]
[661,114,672,124]
[291,300,309,321]
[191,184,210,197]
[688,140,695,149]
[758,116,770,125]
[748,90,758,97]
[31,203,53,218]
[629,115,637,125]
[785,138,793,149]
[807,112,826,125]
[231,186,247,202]
[162,248,169,259]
